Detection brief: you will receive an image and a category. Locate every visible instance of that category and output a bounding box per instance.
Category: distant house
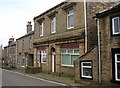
[4,37,16,67]
[33,1,117,76]
[16,22,34,69]
[75,3,120,85]
[0,44,3,60]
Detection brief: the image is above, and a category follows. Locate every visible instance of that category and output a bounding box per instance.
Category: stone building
[16,22,34,69]
[0,44,3,61]
[3,37,16,67]
[33,2,117,76]
[75,3,120,86]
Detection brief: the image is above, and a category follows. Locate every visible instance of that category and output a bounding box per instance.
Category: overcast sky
[0,0,65,47]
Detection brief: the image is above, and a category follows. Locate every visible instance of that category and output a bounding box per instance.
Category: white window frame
[81,62,92,78]
[112,17,120,35]
[115,54,120,81]
[41,50,46,63]
[67,9,74,29]
[61,49,79,67]
[40,22,44,37]
[37,50,46,65]
[51,16,56,34]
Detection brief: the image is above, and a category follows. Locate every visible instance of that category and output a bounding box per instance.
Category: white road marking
[3,69,67,86]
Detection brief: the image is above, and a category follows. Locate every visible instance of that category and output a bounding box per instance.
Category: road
[2,69,67,87]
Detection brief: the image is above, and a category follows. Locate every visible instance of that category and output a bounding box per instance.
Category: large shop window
[81,61,92,79]
[115,54,120,81]
[112,17,120,35]
[37,50,46,64]
[61,49,79,67]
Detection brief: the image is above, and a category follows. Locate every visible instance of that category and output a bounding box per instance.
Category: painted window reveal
[51,16,56,33]
[40,22,44,37]
[112,17,120,35]
[67,9,74,29]
[61,49,79,66]
[115,54,120,81]
[81,61,92,79]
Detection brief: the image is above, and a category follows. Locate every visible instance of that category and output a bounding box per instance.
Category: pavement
[9,68,83,87]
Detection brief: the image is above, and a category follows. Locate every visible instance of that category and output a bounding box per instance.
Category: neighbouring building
[33,1,117,76]
[0,44,3,60]
[75,3,120,86]
[3,37,16,67]
[16,21,34,69]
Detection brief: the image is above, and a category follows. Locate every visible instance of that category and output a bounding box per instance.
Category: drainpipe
[97,18,102,84]
[84,0,87,53]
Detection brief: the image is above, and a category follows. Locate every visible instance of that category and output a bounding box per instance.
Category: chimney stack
[27,21,32,33]
[8,36,14,45]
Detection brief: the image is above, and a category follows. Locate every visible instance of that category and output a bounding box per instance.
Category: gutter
[84,0,87,53]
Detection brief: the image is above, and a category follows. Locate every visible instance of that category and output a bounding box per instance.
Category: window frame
[40,22,44,37]
[29,37,32,49]
[115,53,120,81]
[41,50,47,63]
[67,9,74,29]
[112,16,120,35]
[51,16,56,34]
[37,50,46,64]
[61,49,79,67]
[81,61,93,79]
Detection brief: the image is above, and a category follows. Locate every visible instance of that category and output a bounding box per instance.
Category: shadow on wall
[118,38,120,47]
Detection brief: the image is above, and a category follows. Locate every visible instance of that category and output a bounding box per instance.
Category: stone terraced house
[75,3,120,86]
[4,37,16,67]
[33,1,117,76]
[16,22,34,69]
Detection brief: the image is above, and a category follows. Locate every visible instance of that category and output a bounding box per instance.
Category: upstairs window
[40,22,44,37]
[29,37,32,49]
[51,16,56,33]
[112,17,120,35]
[67,9,74,29]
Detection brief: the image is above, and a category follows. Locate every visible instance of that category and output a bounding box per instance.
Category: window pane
[68,50,73,54]
[61,54,70,65]
[71,55,79,65]
[43,52,46,62]
[41,51,46,63]
[117,55,120,61]
[68,15,74,28]
[51,17,56,33]
[74,50,79,54]
[62,50,66,53]
[83,68,92,77]
[117,63,120,79]
[113,17,120,33]
[40,23,43,36]
[83,62,91,66]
